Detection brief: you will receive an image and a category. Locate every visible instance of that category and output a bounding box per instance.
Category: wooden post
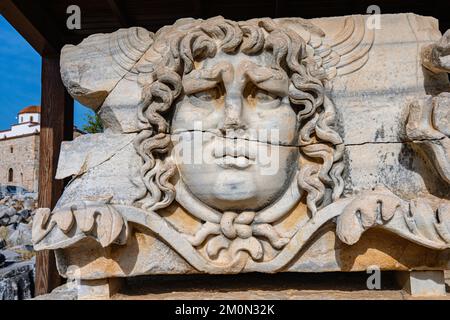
[35,56,74,296]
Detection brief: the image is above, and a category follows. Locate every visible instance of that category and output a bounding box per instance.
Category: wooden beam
[35,56,74,296]
[0,0,56,54]
[1,0,65,57]
[107,0,131,27]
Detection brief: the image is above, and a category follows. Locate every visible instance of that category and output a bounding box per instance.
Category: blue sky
[0,15,92,131]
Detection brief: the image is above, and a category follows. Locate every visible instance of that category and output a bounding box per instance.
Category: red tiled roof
[18,105,41,115]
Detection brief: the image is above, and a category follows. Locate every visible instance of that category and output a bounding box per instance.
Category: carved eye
[253,89,278,103]
[192,87,221,102]
[246,86,281,108]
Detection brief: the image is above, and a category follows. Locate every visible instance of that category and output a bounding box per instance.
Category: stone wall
[0,134,39,192]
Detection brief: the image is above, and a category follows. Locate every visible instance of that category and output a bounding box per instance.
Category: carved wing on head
[312,15,375,80]
[60,27,154,110]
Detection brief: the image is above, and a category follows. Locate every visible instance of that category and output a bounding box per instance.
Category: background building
[0,106,83,192]
[0,106,41,192]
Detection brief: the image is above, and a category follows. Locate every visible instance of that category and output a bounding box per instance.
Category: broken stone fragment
[433,92,450,137]
[1,249,21,263]
[0,253,5,267]
[7,223,32,247]
[0,258,35,300]
[55,132,136,179]
[54,140,142,208]
[22,199,34,211]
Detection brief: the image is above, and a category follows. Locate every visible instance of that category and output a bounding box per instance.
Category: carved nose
[222,95,245,132]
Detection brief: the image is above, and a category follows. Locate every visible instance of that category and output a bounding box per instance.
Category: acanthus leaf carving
[422,29,450,74]
[336,190,400,245]
[336,189,450,250]
[32,201,128,250]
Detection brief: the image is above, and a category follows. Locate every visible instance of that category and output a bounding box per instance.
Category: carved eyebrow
[245,66,289,97]
[182,76,218,95]
[182,63,230,95]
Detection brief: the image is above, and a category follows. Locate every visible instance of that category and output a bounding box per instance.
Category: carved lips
[212,138,257,169]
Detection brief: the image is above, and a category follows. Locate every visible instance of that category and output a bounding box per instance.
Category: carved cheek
[245,103,297,145]
[277,104,298,143]
[172,96,223,132]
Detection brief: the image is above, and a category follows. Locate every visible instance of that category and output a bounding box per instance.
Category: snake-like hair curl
[133,16,344,216]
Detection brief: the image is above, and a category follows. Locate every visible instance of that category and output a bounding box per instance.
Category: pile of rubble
[0,195,37,300]
[0,197,35,227]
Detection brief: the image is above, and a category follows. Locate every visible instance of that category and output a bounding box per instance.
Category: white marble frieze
[32,14,450,278]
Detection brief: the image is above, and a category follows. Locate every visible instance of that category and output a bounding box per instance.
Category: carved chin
[212,170,258,208]
[189,167,294,212]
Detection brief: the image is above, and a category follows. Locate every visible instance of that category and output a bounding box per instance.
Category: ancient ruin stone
[0,258,35,300]
[31,14,450,298]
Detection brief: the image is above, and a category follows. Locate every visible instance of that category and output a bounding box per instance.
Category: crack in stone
[98,41,152,111]
[62,137,135,184]
[170,129,447,148]
[64,129,445,186]
[171,129,300,148]
[343,136,447,147]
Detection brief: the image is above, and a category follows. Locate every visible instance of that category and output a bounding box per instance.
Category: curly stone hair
[133,16,344,216]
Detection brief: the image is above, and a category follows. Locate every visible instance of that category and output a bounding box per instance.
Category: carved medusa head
[133,16,344,217]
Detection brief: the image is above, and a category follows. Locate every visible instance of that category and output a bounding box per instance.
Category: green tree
[82,113,103,134]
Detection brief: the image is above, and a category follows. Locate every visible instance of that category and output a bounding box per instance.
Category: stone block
[30,13,450,298]
[397,270,447,297]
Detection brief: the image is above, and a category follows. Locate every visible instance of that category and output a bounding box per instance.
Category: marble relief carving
[32,14,450,278]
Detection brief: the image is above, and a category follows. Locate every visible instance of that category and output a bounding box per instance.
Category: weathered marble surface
[32,13,450,296]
